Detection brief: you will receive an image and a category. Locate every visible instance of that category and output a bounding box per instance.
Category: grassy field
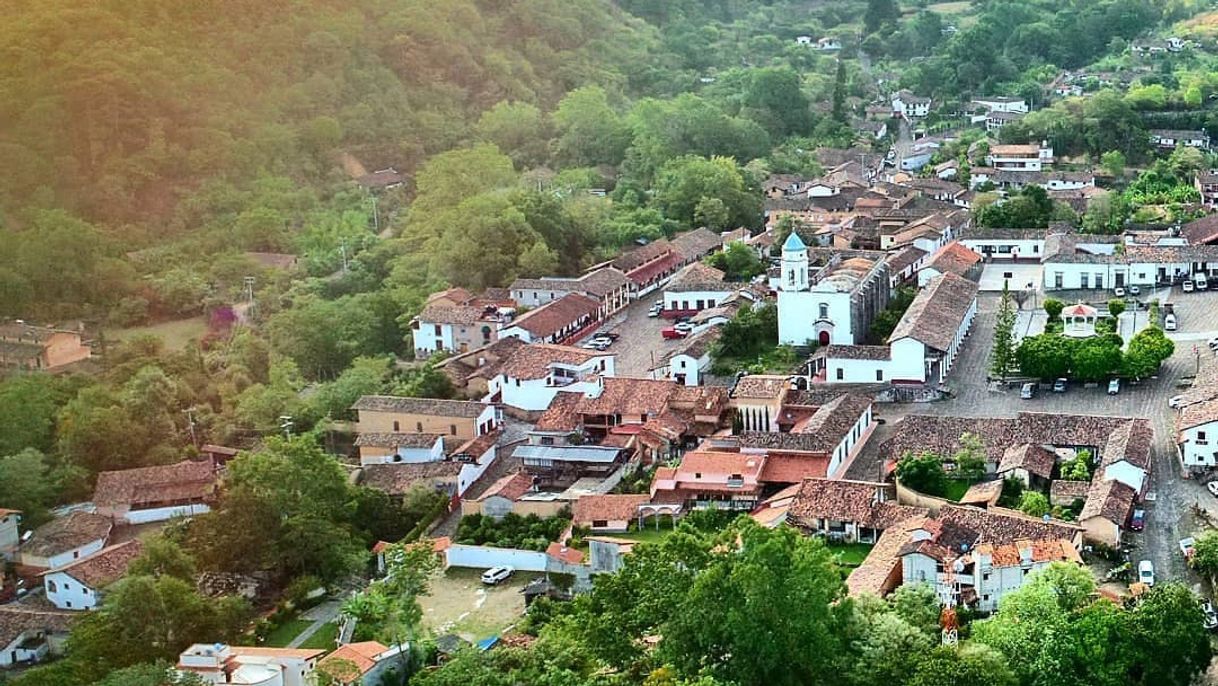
[261,619,314,648]
[421,568,529,642]
[599,518,680,545]
[299,622,339,650]
[926,1,972,14]
[943,479,973,502]
[828,542,875,567]
[112,315,208,350]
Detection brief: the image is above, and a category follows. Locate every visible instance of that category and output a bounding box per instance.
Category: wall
[1180,423,1218,467]
[670,353,709,386]
[124,503,210,525]
[357,409,478,441]
[888,338,928,383]
[413,321,455,358]
[22,538,106,571]
[663,289,731,313]
[778,289,854,346]
[44,333,91,369]
[359,442,444,466]
[443,544,550,572]
[959,238,1043,261]
[1081,515,1121,547]
[0,512,19,559]
[44,571,97,610]
[824,356,889,384]
[457,445,497,496]
[895,480,953,515]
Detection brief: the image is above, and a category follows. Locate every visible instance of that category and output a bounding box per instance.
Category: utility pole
[183,408,199,447]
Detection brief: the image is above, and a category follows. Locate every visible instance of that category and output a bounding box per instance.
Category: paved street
[849,292,1218,588]
[582,293,691,377]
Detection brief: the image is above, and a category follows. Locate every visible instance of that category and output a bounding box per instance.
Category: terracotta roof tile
[546,542,585,565]
[788,479,927,529]
[354,433,443,449]
[360,462,462,496]
[670,228,723,260]
[508,294,601,338]
[732,375,789,400]
[478,471,535,501]
[888,272,978,350]
[21,511,112,558]
[50,540,142,588]
[924,241,981,276]
[1080,479,1136,523]
[997,443,1057,479]
[499,343,609,381]
[352,396,488,418]
[318,641,388,679]
[535,391,584,433]
[93,459,217,509]
[665,262,726,293]
[572,494,649,524]
[577,378,677,418]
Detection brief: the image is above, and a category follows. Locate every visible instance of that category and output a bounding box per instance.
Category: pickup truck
[1181,537,1196,560]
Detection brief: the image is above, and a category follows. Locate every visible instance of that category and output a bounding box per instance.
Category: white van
[1165,313,1178,331]
[1196,273,1209,290]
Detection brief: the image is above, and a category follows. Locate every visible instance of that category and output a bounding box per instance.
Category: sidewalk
[287,599,341,649]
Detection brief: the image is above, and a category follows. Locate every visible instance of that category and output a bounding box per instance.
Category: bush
[896,452,948,497]
[455,512,572,551]
[1043,298,1064,320]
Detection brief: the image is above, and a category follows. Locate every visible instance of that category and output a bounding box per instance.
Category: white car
[481,566,514,585]
[674,322,695,334]
[1208,337,1218,350]
[1129,285,1141,296]
[1184,280,1196,292]
[1208,481,1218,498]
[1114,286,1126,297]
[1138,560,1155,587]
[1170,395,1185,409]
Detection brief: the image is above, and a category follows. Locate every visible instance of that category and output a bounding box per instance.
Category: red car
[661,327,688,340]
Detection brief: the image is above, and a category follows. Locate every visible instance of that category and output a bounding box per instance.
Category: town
[7,0,1218,685]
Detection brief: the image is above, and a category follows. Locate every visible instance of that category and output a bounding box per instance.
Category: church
[776,232,891,347]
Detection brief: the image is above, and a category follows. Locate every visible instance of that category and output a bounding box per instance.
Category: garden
[455,511,572,551]
[1015,298,1174,382]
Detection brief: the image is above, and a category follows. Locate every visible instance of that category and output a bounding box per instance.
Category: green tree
[743,67,812,137]
[0,449,58,527]
[1060,450,1091,481]
[1190,529,1218,581]
[1017,491,1050,517]
[908,645,1017,686]
[831,60,848,123]
[343,541,440,682]
[127,537,197,582]
[953,432,987,481]
[0,374,65,455]
[93,662,207,686]
[896,452,948,497]
[186,437,366,582]
[1043,298,1064,319]
[1016,334,1075,380]
[473,101,549,169]
[1130,584,1211,686]
[864,0,900,34]
[1123,326,1174,379]
[552,86,630,167]
[1107,299,1125,318]
[991,283,1017,381]
[1072,337,1123,382]
[1100,150,1126,178]
[652,156,760,230]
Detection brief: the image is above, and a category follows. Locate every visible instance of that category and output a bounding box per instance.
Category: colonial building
[776,233,890,347]
[0,321,91,371]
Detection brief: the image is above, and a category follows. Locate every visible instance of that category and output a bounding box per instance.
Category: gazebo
[1061,302,1098,338]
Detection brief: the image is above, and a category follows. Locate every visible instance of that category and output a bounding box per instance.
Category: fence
[443,544,550,572]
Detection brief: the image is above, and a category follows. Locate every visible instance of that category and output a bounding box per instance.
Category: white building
[411,304,510,359]
[776,233,890,347]
[19,511,112,570]
[1178,399,1218,470]
[1042,238,1218,291]
[892,90,931,119]
[958,227,1046,262]
[0,610,71,669]
[986,143,1053,171]
[1150,129,1210,150]
[810,273,978,385]
[487,344,615,414]
[971,96,1029,114]
[43,540,142,611]
[662,263,732,314]
[179,644,323,686]
[652,328,720,387]
[356,433,446,466]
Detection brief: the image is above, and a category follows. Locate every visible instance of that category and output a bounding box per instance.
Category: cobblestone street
[850,292,1217,587]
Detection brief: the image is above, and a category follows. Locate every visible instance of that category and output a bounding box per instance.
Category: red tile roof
[499,343,608,380]
[572,494,649,524]
[509,294,601,339]
[93,459,217,509]
[318,641,388,680]
[924,241,981,276]
[50,539,142,588]
[546,542,585,565]
[21,511,113,558]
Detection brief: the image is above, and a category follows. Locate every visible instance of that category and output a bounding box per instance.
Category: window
[540,437,554,446]
[1199,431,1208,444]
[788,270,796,287]
[875,370,884,381]
[450,424,457,436]
[73,551,79,560]
[836,368,844,380]
[66,601,72,608]
[434,324,442,337]
[1033,244,1039,253]
[819,303,829,320]
[1055,272,1063,288]
[47,579,56,593]
[1080,273,1089,289]
[593,520,608,528]
[415,422,422,432]
[982,573,991,582]
[393,420,400,432]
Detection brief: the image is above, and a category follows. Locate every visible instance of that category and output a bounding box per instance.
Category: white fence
[443,544,549,572]
[124,503,210,524]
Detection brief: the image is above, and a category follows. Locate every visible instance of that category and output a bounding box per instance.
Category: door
[1115,272,1125,287]
[819,331,831,346]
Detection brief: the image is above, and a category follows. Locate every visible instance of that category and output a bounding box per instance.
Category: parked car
[1184,279,1195,292]
[590,335,615,346]
[580,340,609,351]
[1208,336,1218,350]
[674,322,695,334]
[1198,273,1210,290]
[1114,286,1126,297]
[1130,509,1145,531]
[1020,382,1037,399]
[1208,481,1218,498]
[661,327,688,340]
[1107,378,1120,395]
[1181,537,1197,560]
[648,304,663,318]
[481,566,515,585]
[598,332,620,342]
[1170,394,1186,409]
[1164,313,1178,331]
[1053,378,1068,393]
[1201,599,1218,630]
[1138,560,1156,587]
[1128,285,1141,296]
